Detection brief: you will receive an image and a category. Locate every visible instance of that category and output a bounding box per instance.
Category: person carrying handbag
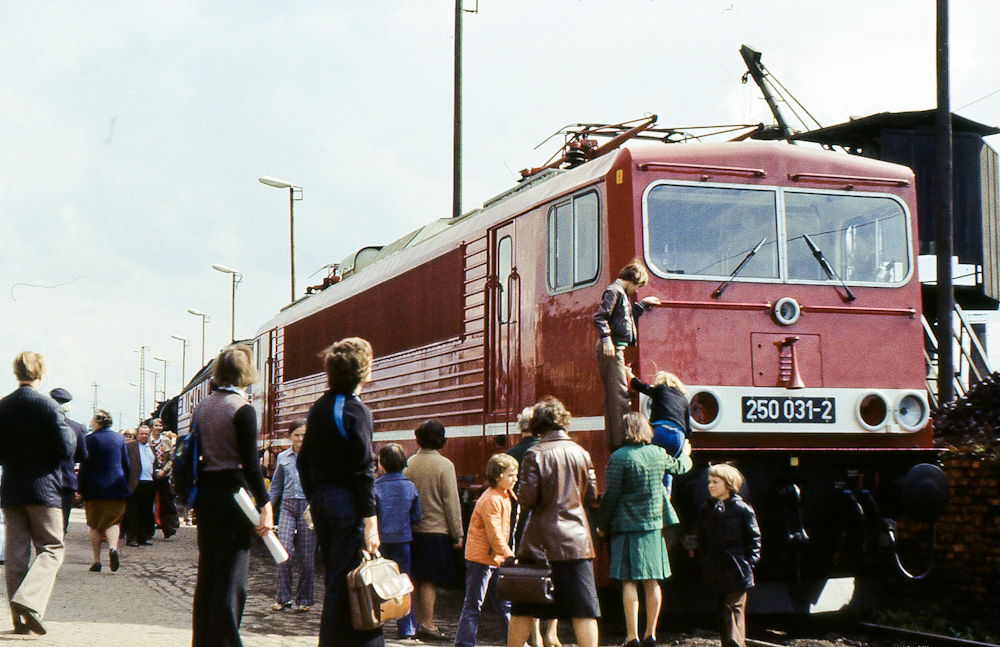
[505,398,600,647]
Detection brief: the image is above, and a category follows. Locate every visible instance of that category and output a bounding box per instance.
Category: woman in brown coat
[506,397,600,647]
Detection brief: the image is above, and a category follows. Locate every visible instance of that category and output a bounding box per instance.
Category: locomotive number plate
[741,397,835,424]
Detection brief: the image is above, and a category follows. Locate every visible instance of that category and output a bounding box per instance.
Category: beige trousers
[718,590,748,647]
[3,505,65,618]
[596,340,630,449]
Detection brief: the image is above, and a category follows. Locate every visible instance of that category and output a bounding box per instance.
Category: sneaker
[109,549,120,572]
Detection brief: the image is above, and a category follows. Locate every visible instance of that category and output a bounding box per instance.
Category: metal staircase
[923,304,994,408]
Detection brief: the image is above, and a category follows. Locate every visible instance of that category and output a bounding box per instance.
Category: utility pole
[935,0,955,404]
[91,381,99,417]
[453,0,463,219]
[453,0,478,218]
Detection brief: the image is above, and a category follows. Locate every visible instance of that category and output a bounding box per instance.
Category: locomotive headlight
[894,393,929,431]
[774,297,801,326]
[690,390,721,430]
[856,392,889,430]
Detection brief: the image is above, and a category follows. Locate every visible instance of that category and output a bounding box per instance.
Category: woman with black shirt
[297,337,382,647]
[190,345,273,647]
[625,367,691,494]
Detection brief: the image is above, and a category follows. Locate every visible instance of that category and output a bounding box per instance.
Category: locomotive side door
[486,221,522,427]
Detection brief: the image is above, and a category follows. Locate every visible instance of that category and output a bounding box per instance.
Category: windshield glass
[644,184,779,279]
[785,192,909,284]
[643,182,910,285]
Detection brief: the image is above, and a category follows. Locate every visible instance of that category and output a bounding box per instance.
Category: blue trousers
[652,421,685,494]
[380,542,416,638]
[311,485,384,647]
[454,560,510,647]
[191,477,253,647]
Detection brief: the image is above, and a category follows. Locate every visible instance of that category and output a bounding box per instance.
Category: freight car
[250,131,948,613]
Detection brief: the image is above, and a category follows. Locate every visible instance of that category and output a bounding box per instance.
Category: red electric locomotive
[251,129,946,613]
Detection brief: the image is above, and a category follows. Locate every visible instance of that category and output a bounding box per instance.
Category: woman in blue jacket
[77,410,131,573]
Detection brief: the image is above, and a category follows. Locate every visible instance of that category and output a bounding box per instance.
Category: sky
[2,0,999,426]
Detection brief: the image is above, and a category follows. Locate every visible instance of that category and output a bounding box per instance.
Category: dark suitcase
[496,560,554,605]
[346,550,414,631]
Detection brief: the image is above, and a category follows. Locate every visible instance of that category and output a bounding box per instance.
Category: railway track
[851,622,1000,647]
[741,620,1000,647]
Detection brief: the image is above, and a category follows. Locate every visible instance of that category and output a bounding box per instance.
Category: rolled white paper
[234,487,289,564]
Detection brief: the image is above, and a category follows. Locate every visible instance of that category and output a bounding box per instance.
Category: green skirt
[608,529,671,581]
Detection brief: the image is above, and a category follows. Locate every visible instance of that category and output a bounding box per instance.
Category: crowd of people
[0,351,192,635]
[0,258,760,647]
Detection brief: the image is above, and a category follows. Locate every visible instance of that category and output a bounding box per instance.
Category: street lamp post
[153,356,168,400]
[137,345,150,420]
[212,264,243,342]
[258,176,303,302]
[187,309,210,367]
[171,335,189,387]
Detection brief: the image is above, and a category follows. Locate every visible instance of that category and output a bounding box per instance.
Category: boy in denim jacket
[375,443,422,640]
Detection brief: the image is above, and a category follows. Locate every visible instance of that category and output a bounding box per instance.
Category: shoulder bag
[347,550,414,630]
[496,557,554,605]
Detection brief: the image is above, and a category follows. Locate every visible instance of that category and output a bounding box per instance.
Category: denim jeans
[652,421,685,494]
[379,542,416,638]
[454,560,510,647]
[311,485,384,647]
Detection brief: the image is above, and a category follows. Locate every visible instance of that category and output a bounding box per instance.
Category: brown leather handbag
[496,558,555,605]
[346,550,414,630]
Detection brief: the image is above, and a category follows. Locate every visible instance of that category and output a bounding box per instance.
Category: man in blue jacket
[49,388,88,535]
[0,352,76,635]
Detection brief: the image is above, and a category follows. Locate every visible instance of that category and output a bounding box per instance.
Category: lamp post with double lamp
[212,264,243,343]
[258,176,303,302]
[144,368,160,415]
[153,356,168,400]
[171,334,189,387]
[187,308,210,368]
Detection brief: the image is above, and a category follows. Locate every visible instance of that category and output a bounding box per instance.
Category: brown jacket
[126,440,141,492]
[515,430,598,562]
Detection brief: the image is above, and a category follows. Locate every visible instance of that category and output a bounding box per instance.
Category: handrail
[638,161,766,178]
[922,305,993,405]
[954,304,992,375]
[787,172,909,187]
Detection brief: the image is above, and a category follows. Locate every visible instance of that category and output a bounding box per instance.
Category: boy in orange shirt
[454,453,519,647]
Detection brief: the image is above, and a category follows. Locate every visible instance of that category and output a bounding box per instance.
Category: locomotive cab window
[642,181,911,287]
[497,235,513,323]
[547,191,600,292]
[644,184,779,280]
[785,192,909,284]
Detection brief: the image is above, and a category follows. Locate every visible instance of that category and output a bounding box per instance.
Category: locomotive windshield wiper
[802,234,856,302]
[712,238,766,298]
